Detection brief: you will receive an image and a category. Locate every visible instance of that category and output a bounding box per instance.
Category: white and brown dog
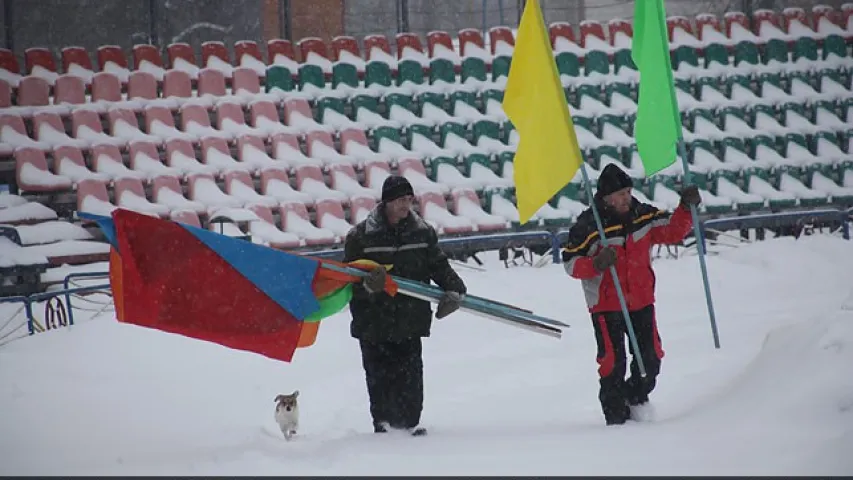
[274,391,299,441]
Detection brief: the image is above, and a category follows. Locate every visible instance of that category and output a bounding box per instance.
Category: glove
[592,246,617,272]
[679,185,701,208]
[362,266,386,294]
[436,291,464,319]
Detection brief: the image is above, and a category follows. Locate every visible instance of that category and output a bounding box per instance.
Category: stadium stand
[0,5,852,291]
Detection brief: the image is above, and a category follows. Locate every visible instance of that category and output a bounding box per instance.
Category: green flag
[632,0,682,176]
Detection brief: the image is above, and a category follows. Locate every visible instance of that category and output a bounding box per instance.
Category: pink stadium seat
[753,9,783,37]
[53,74,86,105]
[314,198,352,237]
[151,174,205,216]
[231,67,261,95]
[16,76,49,107]
[53,145,107,183]
[350,195,377,223]
[666,17,694,43]
[33,111,86,148]
[91,72,122,102]
[197,67,227,97]
[224,169,277,206]
[279,200,336,246]
[187,172,244,210]
[114,177,171,217]
[72,109,125,147]
[91,143,145,179]
[450,188,506,232]
[132,44,164,72]
[723,12,750,39]
[181,103,231,140]
[234,40,262,64]
[162,69,193,99]
[61,46,94,80]
[126,71,158,101]
[363,160,390,190]
[15,147,73,192]
[694,14,722,42]
[170,208,202,227]
[200,135,251,173]
[76,178,116,215]
[417,191,473,234]
[246,203,302,249]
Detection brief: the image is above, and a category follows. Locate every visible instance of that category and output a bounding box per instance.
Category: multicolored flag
[85,209,397,363]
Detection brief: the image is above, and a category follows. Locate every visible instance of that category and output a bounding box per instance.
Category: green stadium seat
[612,49,636,74]
[332,63,359,91]
[791,37,819,63]
[584,50,610,77]
[555,51,581,77]
[672,45,700,71]
[703,43,730,68]
[365,61,393,89]
[821,34,848,60]
[492,55,511,82]
[298,64,325,91]
[461,57,488,85]
[732,41,760,69]
[265,65,295,93]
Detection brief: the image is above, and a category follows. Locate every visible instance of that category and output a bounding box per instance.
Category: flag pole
[676,138,721,349]
[578,163,647,377]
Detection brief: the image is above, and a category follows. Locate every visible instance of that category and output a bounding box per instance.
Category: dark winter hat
[596,163,633,197]
[381,175,414,203]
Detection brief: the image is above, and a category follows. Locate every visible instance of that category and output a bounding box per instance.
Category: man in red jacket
[562,163,701,426]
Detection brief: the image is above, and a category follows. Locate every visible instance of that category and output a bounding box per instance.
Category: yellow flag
[502,0,584,224]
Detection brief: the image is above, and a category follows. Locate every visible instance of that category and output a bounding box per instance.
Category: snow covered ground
[1,234,852,476]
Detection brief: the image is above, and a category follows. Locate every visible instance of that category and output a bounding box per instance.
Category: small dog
[274,391,299,441]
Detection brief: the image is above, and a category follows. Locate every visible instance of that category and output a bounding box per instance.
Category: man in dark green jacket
[343,175,467,436]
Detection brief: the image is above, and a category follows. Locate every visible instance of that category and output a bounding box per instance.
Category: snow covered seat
[164,138,219,177]
[216,100,267,138]
[53,145,110,184]
[364,160,391,196]
[279,201,336,246]
[132,44,167,82]
[271,132,323,169]
[450,188,508,232]
[72,109,126,147]
[15,147,73,192]
[126,141,181,180]
[96,45,130,84]
[745,166,799,208]
[1,113,51,151]
[91,72,123,106]
[245,204,302,249]
[350,195,377,224]
[187,173,246,213]
[0,199,58,226]
[398,157,447,194]
[807,169,853,205]
[482,189,522,226]
[170,209,202,228]
[201,42,234,78]
[76,178,117,217]
[294,164,348,202]
[224,170,279,208]
[430,156,484,191]
[283,97,332,133]
[259,167,312,204]
[248,100,297,137]
[32,112,89,149]
[417,191,474,235]
[315,198,353,238]
[162,69,194,103]
[151,175,206,216]
[200,136,253,175]
[144,105,197,143]
[305,130,358,167]
[775,168,829,207]
[329,164,379,200]
[708,171,765,213]
[167,43,201,79]
[90,143,147,181]
[181,103,233,140]
[114,177,172,218]
[235,134,281,172]
[53,74,87,107]
[107,107,162,145]
[126,72,167,109]
[340,127,390,166]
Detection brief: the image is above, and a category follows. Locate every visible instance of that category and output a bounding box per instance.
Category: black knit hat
[381,175,414,203]
[596,163,633,197]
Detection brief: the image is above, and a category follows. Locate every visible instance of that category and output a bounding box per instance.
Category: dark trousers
[359,337,424,430]
[591,304,664,424]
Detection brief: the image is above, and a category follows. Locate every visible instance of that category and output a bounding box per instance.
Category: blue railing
[0,277,110,335]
